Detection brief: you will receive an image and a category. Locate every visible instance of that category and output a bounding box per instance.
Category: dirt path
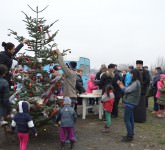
[0,104,165,150]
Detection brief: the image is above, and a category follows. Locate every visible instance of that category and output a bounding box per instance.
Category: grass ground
[0,97,165,150]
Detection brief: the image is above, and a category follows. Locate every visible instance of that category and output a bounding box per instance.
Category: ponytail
[2,42,15,51]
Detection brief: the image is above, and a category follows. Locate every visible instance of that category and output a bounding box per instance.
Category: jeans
[124,106,134,137]
[18,133,29,150]
[154,96,159,111]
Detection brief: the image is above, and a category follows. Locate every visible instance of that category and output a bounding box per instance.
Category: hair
[77,69,83,73]
[131,69,141,81]
[100,65,107,73]
[2,42,15,51]
[155,67,162,72]
[105,84,114,97]
[0,64,8,76]
[128,65,134,70]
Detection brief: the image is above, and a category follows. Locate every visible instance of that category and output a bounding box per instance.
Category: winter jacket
[101,91,114,113]
[136,69,150,95]
[11,101,36,134]
[57,55,77,98]
[56,106,77,127]
[0,77,10,108]
[76,74,85,94]
[122,80,141,106]
[86,75,98,93]
[157,86,165,106]
[0,43,24,83]
[156,81,164,98]
[100,72,113,93]
[125,72,132,87]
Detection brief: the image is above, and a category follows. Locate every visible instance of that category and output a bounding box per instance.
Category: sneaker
[121,136,133,142]
[0,120,8,126]
[157,114,164,118]
[60,142,65,150]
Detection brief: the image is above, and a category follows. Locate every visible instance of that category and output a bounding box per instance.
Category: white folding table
[79,94,103,120]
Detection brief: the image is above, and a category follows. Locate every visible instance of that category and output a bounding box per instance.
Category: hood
[18,101,30,113]
[90,74,95,80]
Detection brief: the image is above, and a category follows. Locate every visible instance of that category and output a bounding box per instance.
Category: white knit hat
[63,97,71,105]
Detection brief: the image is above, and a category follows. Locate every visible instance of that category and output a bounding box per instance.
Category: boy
[57,97,77,150]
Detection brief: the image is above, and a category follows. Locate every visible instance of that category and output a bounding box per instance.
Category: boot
[60,142,65,150]
[70,141,74,149]
[102,125,110,133]
[121,135,133,142]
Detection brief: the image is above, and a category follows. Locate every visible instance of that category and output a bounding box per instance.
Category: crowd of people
[0,42,165,150]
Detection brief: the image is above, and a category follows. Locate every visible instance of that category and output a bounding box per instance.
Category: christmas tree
[8,5,65,127]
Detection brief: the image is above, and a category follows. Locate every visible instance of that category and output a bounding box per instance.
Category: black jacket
[76,74,85,94]
[100,72,113,93]
[0,43,24,83]
[0,77,10,108]
[136,69,150,95]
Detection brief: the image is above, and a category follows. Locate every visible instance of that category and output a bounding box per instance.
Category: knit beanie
[63,97,71,105]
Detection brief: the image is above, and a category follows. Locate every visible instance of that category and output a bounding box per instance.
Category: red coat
[103,98,114,113]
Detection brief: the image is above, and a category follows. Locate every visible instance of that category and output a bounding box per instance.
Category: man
[143,66,152,108]
[75,69,85,113]
[111,64,123,118]
[134,60,150,123]
[54,49,77,107]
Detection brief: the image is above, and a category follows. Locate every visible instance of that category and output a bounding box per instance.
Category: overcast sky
[0,0,165,68]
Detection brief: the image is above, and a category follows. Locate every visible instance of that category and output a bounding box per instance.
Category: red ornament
[19,68,23,72]
[13,85,17,90]
[50,68,54,73]
[15,69,18,74]
[38,26,42,32]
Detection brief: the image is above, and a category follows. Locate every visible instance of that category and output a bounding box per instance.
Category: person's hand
[54,49,61,55]
[117,80,122,85]
[22,39,29,45]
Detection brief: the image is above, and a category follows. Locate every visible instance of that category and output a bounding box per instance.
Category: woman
[0,39,28,85]
[117,69,141,142]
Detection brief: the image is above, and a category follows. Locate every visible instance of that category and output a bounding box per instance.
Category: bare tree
[150,57,165,72]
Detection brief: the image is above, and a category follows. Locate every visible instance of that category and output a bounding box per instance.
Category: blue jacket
[124,72,132,87]
[57,106,77,127]
[11,101,36,134]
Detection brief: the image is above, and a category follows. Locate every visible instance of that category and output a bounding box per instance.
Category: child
[11,101,37,150]
[156,74,165,117]
[57,97,77,150]
[101,85,114,133]
[0,64,10,126]
[86,74,99,113]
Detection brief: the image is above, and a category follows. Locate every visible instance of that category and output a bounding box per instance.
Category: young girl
[57,97,77,150]
[101,85,114,133]
[86,74,99,112]
[156,74,165,117]
[11,101,37,150]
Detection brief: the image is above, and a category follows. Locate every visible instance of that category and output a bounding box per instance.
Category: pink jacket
[86,74,98,93]
[156,80,164,98]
